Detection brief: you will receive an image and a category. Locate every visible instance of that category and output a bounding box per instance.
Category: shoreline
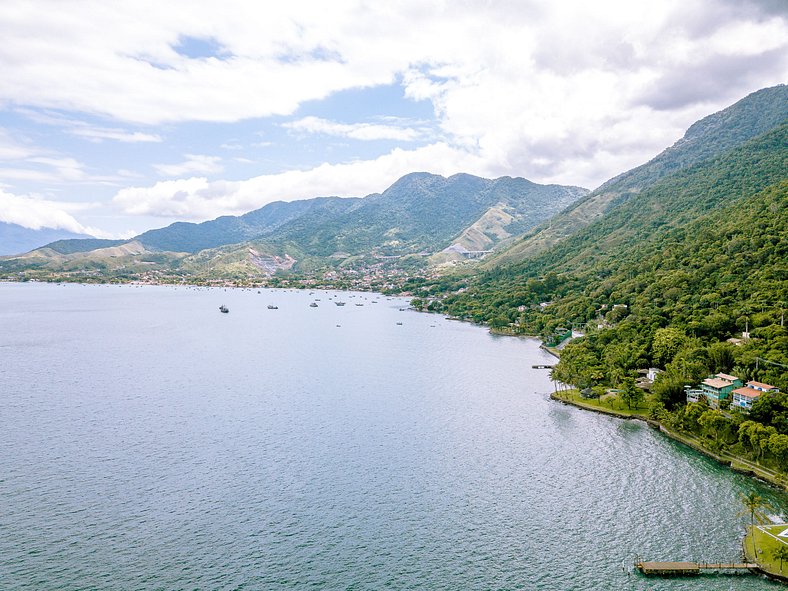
[551,392,788,492]
[8,278,785,494]
[744,527,788,583]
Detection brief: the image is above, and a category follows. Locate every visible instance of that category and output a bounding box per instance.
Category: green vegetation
[433,125,786,384]
[552,388,651,419]
[401,90,788,489]
[482,84,788,268]
[744,524,788,577]
[1,173,587,283]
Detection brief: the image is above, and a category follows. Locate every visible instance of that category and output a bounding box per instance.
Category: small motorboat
[309,302,318,308]
[219,305,229,313]
[267,304,278,309]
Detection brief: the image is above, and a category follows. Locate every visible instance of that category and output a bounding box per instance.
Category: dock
[636,561,757,576]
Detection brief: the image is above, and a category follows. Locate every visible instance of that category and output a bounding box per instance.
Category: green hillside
[434,122,787,394]
[484,84,788,268]
[232,173,586,258]
[0,172,586,280]
[136,196,358,253]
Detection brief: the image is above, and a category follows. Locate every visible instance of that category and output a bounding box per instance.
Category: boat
[309,302,318,307]
[355,303,364,307]
[267,304,278,309]
[396,322,403,325]
[219,305,229,313]
[335,301,346,306]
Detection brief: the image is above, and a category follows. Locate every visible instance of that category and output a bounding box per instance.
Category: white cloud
[3,1,784,131]
[0,189,111,237]
[113,142,487,220]
[1,0,786,231]
[17,109,162,143]
[0,134,39,161]
[153,154,223,177]
[284,116,426,141]
[70,127,161,143]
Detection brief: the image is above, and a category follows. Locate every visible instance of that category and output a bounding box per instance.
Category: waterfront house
[694,373,743,407]
[731,380,780,412]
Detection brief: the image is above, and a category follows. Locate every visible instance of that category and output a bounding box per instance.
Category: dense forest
[408,120,787,461]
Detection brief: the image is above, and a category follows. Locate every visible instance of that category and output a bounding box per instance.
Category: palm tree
[740,492,769,558]
[773,546,788,572]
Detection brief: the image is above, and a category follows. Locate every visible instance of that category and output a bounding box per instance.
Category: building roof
[747,380,778,391]
[703,378,731,389]
[716,373,740,382]
[733,387,763,399]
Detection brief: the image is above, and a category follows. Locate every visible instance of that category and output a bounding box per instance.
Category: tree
[741,492,771,554]
[768,433,788,471]
[750,392,788,434]
[652,327,688,366]
[652,369,688,409]
[772,546,788,572]
[708,341,736,373]
[489,315,510,329]
[648,400,668,422]
[681,399,708,433]
[619,377,644,410]
[741,491,767,558]
[698,410,729,445]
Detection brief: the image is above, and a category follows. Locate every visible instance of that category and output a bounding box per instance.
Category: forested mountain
[135,196,358,253]
[0,222,92,256]
[432,120,787,395]
[195,173,586,260]
[485,84,788,268]
[1,173,586,276]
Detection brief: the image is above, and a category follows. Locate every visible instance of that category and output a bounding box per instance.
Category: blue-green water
[0,282,785,590]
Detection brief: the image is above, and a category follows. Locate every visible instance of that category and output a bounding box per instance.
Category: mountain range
[1,84,785,300]
[0,174,587,279]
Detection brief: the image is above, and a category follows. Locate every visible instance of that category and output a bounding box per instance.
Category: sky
[0,0,786,239]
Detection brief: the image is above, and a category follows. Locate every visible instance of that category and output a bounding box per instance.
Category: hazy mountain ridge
[0,223,93,256]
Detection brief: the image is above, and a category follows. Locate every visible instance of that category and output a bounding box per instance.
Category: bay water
[1,282,785,590]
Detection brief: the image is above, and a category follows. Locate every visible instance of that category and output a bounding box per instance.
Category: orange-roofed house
[732,381,780,412]
[699,373,743,408]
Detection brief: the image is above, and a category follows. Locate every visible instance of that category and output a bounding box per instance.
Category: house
[732,381,780,412]
[685,386,704,403]
[647,368,662,382]
[695,373,743,408]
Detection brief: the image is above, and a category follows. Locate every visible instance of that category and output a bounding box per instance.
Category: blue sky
[0,0,786,238]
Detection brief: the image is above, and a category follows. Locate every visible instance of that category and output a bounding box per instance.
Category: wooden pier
[636,561,757,576]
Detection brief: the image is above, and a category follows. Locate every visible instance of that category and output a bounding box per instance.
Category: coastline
[551,391,788,492]
[8,278,786,495]
[744,527,788,583]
